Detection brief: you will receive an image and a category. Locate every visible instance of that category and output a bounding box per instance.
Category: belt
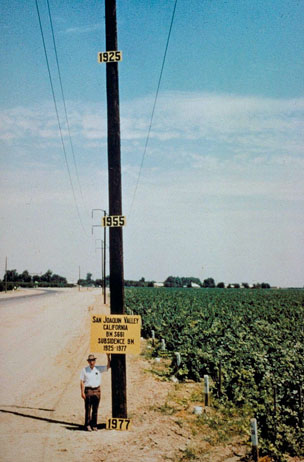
[85,386,100,391]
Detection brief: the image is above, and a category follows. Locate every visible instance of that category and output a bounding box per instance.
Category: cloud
[144,93,304,156]
[1,93,303,162]
[1,92,303,215]
[62,23,103,35]
[1,92,303,287]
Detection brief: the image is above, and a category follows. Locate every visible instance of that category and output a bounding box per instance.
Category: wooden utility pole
[105,0,127,418]
[91,209,107,304]
[5,257,8,293]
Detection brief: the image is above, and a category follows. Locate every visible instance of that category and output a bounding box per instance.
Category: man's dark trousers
[84,387,101,428]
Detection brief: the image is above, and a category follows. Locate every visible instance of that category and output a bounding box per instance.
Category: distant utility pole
[95,239,105,299]
[5,257,8,293]
[105,0,127,418]
[92,209,107,304]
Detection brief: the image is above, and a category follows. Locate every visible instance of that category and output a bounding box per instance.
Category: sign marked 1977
[102,215,126,227]
[106,418,131,431]
[98,51,122,63]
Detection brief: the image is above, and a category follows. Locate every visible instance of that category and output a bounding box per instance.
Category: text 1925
[98,51,122,63]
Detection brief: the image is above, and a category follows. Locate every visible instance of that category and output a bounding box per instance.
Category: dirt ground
[0,288,256,462]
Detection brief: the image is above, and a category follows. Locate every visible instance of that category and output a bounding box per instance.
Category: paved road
[0,289,61,305]
[0,288,101,462]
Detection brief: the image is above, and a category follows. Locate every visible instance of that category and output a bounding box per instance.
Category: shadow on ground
[0,408,106,431]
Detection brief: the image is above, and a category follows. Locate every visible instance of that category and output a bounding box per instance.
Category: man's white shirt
[80,365,108,388]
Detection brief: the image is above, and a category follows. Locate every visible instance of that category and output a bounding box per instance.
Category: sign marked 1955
[90,314,141,354]
[102,215,126,227]
[106,418,131,431]
[98,51,122,63]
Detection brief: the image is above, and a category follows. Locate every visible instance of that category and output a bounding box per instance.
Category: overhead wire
[46,0,85,203]
[35,0,87,235]
[127,0,178,218]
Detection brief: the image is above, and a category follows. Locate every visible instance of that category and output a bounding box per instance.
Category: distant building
[190,282,201,288]
[153,282,164,288]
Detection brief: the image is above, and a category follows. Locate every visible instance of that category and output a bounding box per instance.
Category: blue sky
[0,0,303,286]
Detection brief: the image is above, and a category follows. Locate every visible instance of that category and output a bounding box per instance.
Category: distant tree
[124,277,154,287]
[33,274,41,283]
[164,276,177,287]
[202,278,215,288]
[41,270,53,283]
[77,273,94,287]
[5,269,19,282]
[51,273,67,285]
[19,270,32,283]
[181,277,202,288]
[242,282,249,289]
[217,282,225,288]
[164,276,202,288]
[86,273,93,283]
[261,282,271,289]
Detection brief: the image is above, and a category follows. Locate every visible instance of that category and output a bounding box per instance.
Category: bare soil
[0,288,269,462]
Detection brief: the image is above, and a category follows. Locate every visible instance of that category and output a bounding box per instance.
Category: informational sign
[98,51,122,63]
[106,418,131,431]
[90,314,141,354]
[102,215,126,227]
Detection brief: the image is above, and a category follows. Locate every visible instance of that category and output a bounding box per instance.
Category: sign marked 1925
[106,418,131,431]
[98,51,122,63]
[90,314,141,354]
[102,215,126,227]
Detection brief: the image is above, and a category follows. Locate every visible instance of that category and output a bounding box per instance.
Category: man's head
[87,354,96,368]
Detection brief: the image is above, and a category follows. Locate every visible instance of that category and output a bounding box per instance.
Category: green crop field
[125,287,304,460]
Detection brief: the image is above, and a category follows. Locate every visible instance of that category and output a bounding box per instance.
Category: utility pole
[5,257,8,293]
[105,0,127,418]
[92,209,107,304]
[95,239,104,299]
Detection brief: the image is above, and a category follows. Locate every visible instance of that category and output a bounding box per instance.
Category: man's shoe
[85,425,92,432]
[92,427,98,431]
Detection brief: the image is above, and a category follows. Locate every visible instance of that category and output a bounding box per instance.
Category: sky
[0,0,303,287]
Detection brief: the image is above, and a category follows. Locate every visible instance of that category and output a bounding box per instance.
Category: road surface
[0,288,111,462]
[0,288,60,304]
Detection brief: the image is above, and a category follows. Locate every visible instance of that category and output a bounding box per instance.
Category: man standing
[80,353,111,431]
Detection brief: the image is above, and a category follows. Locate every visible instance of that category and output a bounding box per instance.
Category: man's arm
[80,380,85,400]
[107,354,111,370]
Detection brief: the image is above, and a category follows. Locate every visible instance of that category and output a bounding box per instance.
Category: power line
[128,0,178,217]
[35,0,87,235]
[46,0,85,203]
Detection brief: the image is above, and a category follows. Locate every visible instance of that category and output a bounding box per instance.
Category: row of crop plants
[125,287,304,461]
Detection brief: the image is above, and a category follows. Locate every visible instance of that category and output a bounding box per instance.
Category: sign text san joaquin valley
[90,315,141,354]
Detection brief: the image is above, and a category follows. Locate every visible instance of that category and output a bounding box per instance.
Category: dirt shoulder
[0,288,251,462]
